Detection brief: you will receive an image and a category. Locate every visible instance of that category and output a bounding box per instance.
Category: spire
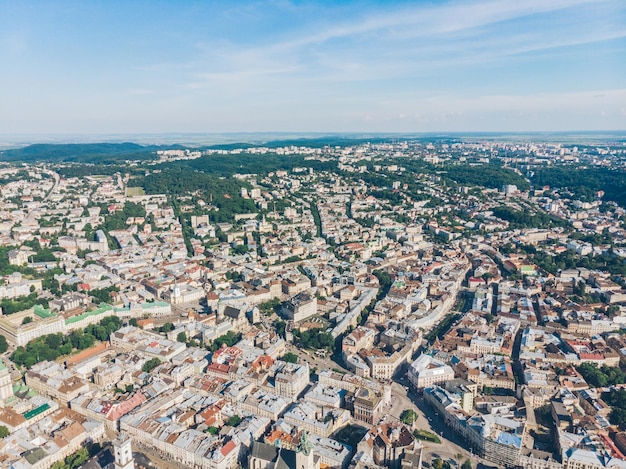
[297,430,312,456]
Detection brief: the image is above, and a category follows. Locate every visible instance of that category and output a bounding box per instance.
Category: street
[385,379,473,467]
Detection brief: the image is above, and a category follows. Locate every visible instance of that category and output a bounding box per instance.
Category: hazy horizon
[1,130,625,151]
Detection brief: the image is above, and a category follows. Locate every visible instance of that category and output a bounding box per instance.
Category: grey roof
[250,440,279,462]
[250,440,299,469]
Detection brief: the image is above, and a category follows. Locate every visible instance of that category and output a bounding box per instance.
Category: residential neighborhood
[0,137,625,469]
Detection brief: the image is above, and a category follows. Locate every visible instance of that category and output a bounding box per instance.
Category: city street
[283,326,483,467]
[385,380,473,467]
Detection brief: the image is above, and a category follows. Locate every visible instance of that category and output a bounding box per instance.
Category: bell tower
[113,434,135,469]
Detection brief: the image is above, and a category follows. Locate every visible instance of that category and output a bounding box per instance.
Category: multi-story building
[273,361,310,400]
[283,402,350,438]
[0,363,13,402]
[364,345,412,381]
[0,306,65,346]
[282,293,317,322]
[357,422,422,469]
[342,326,377,357]
[249,439,320,469]
[0,407,105,469]
[25,361,91,404]
[407,354,455,389]
[352,387,383,425]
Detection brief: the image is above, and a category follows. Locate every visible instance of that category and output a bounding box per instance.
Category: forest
[442,163,531,191]
[166,151,338,177]
[531,166,626,207]
[140,169,257,223]
[532,250,626,277]
[492,206,569,230]
[0,143,176,163]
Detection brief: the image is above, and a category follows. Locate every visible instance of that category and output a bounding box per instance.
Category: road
[279,313,484,467]
[384,380,472,467]
[133,441,189,469]
[283,333,483,468]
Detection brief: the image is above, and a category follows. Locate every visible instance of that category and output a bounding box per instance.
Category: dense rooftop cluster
[0,136,625,469]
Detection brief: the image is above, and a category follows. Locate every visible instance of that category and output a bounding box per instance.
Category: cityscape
[1,0,626,468]
[0,136,623,469]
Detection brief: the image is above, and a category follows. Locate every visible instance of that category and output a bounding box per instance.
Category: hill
[0,142,182,163]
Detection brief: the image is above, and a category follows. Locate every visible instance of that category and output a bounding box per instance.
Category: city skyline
[1,0,625,134]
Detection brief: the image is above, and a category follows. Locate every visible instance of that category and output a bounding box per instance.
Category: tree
[142,357,161,373]
[157,322,175,333]
[177,332,187,343]
[0,335,8,354]
[400,409,418,425]
[226,415,242,427]
[209,331,242,351]
[0,425,9,438]
[462,459,473,469]
[129,318,139,327]
[275,320,286,339]
[283,352,298,364]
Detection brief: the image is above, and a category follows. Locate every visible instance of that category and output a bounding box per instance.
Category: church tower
[113,434,135,469]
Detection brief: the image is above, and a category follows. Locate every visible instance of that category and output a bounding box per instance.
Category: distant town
[0,136,625,469]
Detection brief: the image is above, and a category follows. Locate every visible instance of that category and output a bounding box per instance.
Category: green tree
[157,322,175,333]
[177,331,187,343]
[0,335,7,353]
[400,409,418,425]
[462,459,473,469]
[0,425,9,438]
[610,408,626,430]
[209,331,242,351]
[259,298,281,316]
[142,357,161,373]
[275,320,286,339]
[226,415,242,427]
[283,352,298,364]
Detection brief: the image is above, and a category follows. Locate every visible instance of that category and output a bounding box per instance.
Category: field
[125,186,146,196]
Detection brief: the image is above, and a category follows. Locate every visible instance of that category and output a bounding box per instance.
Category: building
[25,361,91,404]
[249,435,320,469]
[282,293,317,322]
[357,422,422,469]
[342,326,377,357]
[274,361,310,400]
[114,434,135,469]
[407,354,455,389]
[353,387,383,425]
[0,306,65,346]
[7,248,31,266]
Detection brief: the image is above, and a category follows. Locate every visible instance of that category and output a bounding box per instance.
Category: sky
[0,0,625,135]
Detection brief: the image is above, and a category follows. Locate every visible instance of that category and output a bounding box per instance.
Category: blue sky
[0,0,625,134]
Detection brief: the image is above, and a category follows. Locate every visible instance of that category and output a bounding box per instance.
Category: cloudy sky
[1,0,625,134]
